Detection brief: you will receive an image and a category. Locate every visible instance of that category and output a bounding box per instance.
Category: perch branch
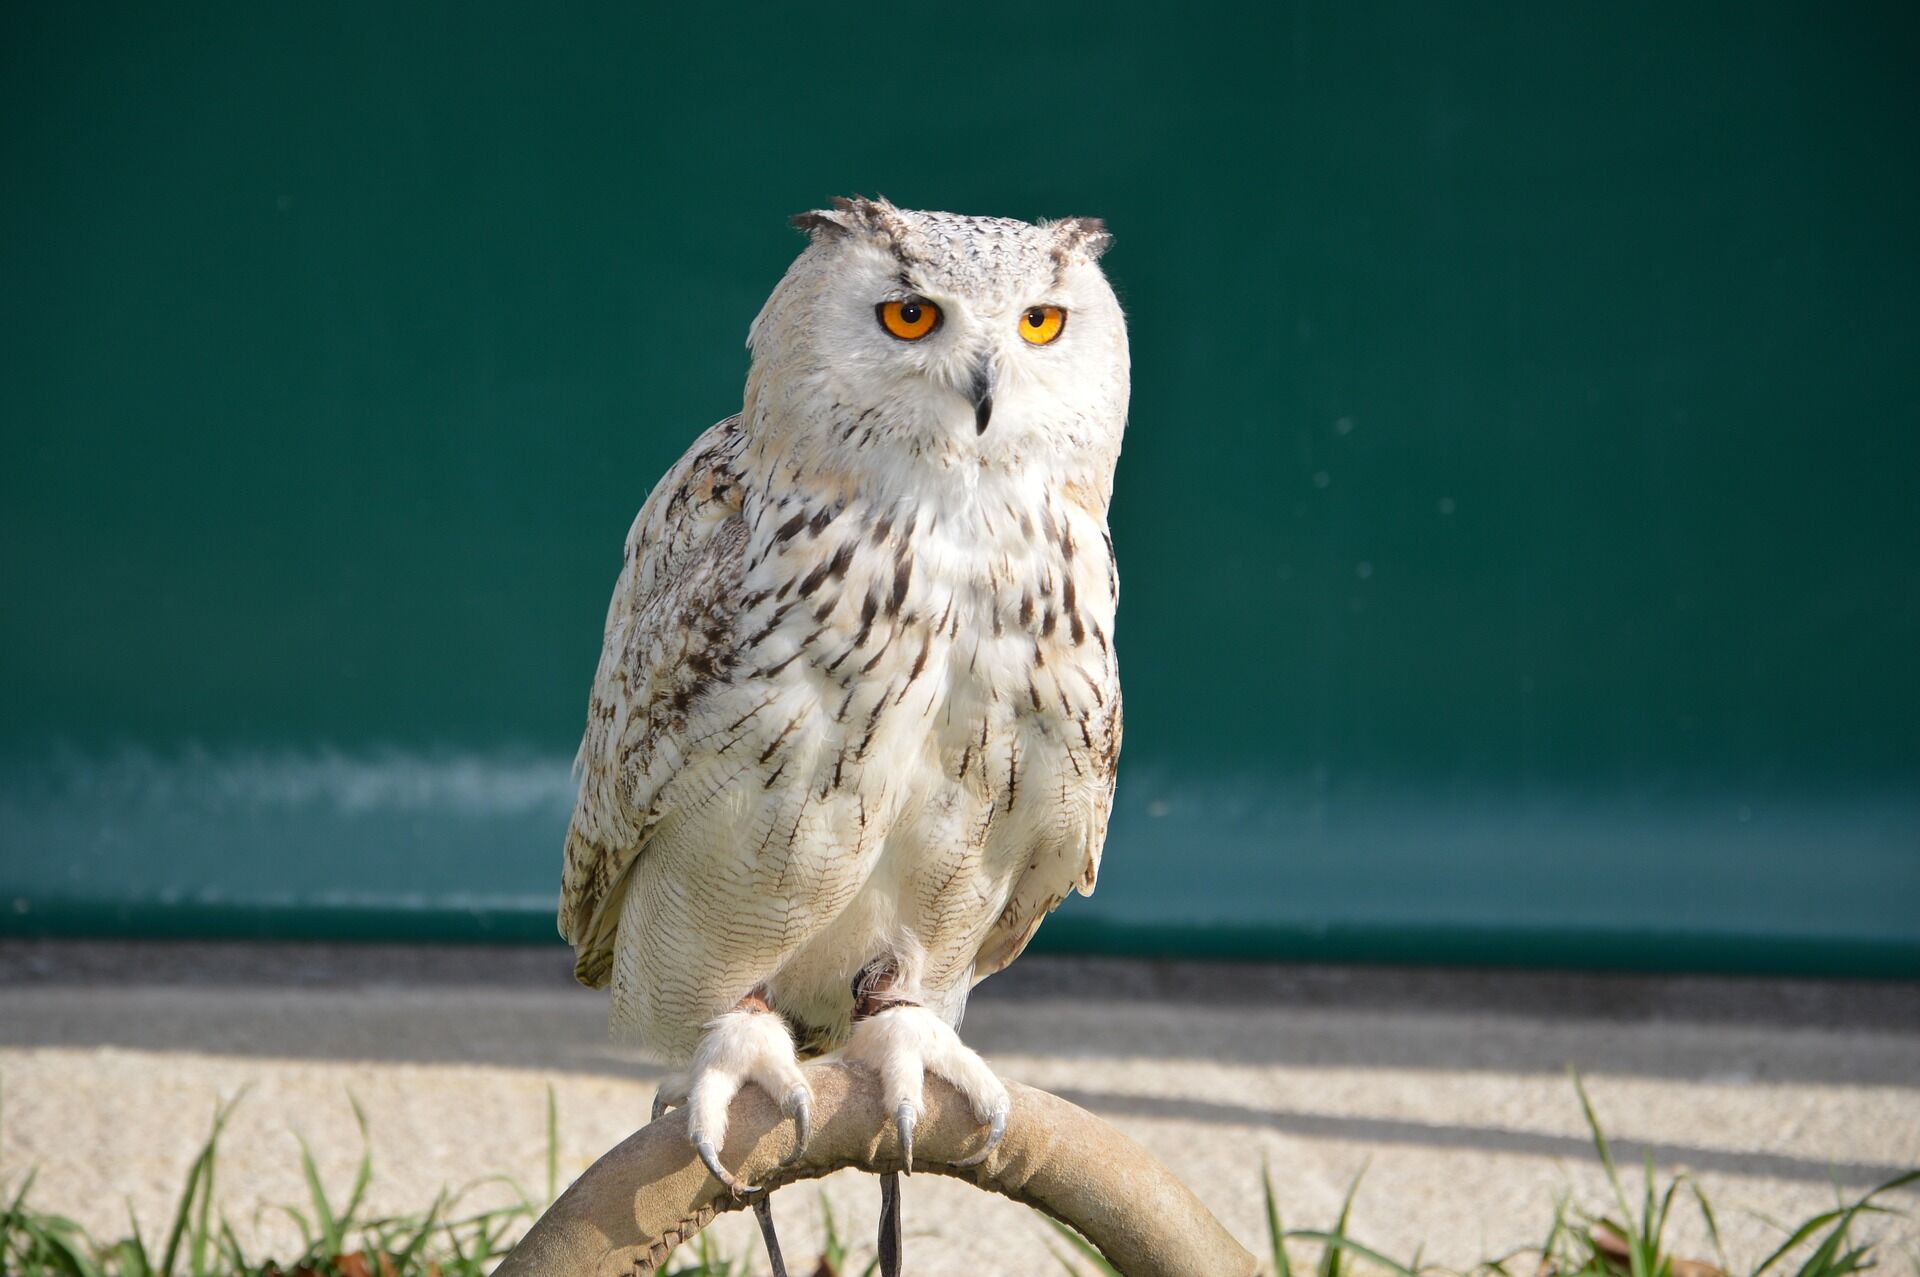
[494,1060,1254,1277]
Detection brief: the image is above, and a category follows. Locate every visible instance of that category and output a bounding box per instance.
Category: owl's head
[744,197,1128,504]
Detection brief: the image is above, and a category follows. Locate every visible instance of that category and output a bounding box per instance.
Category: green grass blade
[110,1236,155,1277]
[392,1189,447,1268]
[1628,1152,1667,1277]
[1858,1168,1920,1201]
[1319,1163,1369,1277]
[1785,1171,1919,1277]
[297,1133,343,1258]
[1758,1214,1844,1275]
[445,1172,537,1215]
[120,1198,153,1277]
[1819,1244,1878,1277]
[1753,1167,1919,1277]
[1264,1161,1293,1277]
[1052,1236,1098,1275]
[2,1165,42,1257]
[1653,1171,1681,1244]
[1466,1243,1539,1277]
[819,1192,848,1269]
[443,1209,472,1266]
[1286,1229,1420,1277]
[1792,1210,1858,1277]
[545,1085,560,1207]
[1757,1201,1904,1277]
[339,1095,376,1235]
[157,1091,243,1277]
[1044,1217,1122,1275]
[188,1115,216,1277]
[1687,1179,1729,1277]
[694,1228,738,1276]
[473,1218,508,1265]
[216,1219,249,1273]
[158,1136,211,1277]
[1570,1069,1636,1233]
[26,1215,105,1277]
[1539,1194,1572,1272]
[266,1202,316,1254]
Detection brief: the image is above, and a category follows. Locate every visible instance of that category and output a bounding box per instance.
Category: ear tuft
[791,208,849,242]
[792,196,917,258]
[1049,216,1113,262]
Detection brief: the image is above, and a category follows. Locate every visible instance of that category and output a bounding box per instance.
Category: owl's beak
[968,357,995,434]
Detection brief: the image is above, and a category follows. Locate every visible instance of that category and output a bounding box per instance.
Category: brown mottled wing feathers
[559,418,748,987]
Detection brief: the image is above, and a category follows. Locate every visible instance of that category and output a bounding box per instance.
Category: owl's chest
[725,493,1118,818]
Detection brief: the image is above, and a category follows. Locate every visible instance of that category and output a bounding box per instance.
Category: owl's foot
[844,999,1010,1277]
[843,1002,1011,1174]
[666,995,812,1197]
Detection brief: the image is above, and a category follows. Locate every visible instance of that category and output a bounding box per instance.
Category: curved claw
[693,1135,760,1197]
[894,1102,916,1176]
[650,1089,672,1122]
[953,1104,1008,1168]
[779,1089,812,1167]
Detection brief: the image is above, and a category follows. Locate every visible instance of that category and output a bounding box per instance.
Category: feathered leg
[656,989,811,1194]
[843,960,1011,1276]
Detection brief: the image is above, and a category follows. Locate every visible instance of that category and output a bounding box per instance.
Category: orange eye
[1019,304,1066,345]
[877,298,940,341]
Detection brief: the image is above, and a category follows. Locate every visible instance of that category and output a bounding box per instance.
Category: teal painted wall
[3,4,1916,972]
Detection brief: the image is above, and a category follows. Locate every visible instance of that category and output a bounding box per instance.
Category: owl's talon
[894,1101,916,1175]
[847,1001,1012,1176]
[953,1101,1008,1168]
[780,1088,812,1166]
[650,1073,689,1123]
[678,1005,805,1196]
[694,1135,759,1197]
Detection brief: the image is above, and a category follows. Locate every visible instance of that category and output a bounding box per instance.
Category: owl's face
[745,198,1129,504]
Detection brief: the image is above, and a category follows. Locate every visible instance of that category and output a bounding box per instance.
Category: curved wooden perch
[495,1061,1255,1277]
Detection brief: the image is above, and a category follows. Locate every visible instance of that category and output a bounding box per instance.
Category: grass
[0,1084,547,1277]
[1047,1071,1915,1277]
[1,1073,1913,1277]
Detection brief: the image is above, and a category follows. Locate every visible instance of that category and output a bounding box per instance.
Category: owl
[559,196,1128,1272]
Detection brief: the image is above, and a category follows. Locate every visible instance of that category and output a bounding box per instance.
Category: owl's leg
[842,963,1011,1277]
[843,999,1010,1171]
[664,988,813,1198]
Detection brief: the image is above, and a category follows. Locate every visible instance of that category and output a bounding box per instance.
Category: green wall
[3,4,1916,973]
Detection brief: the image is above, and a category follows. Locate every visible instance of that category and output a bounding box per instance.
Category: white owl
[559,196,1128,1271]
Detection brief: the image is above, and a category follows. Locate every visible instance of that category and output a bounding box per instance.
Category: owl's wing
[971,685,1125,981]
[559,416,749,987]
